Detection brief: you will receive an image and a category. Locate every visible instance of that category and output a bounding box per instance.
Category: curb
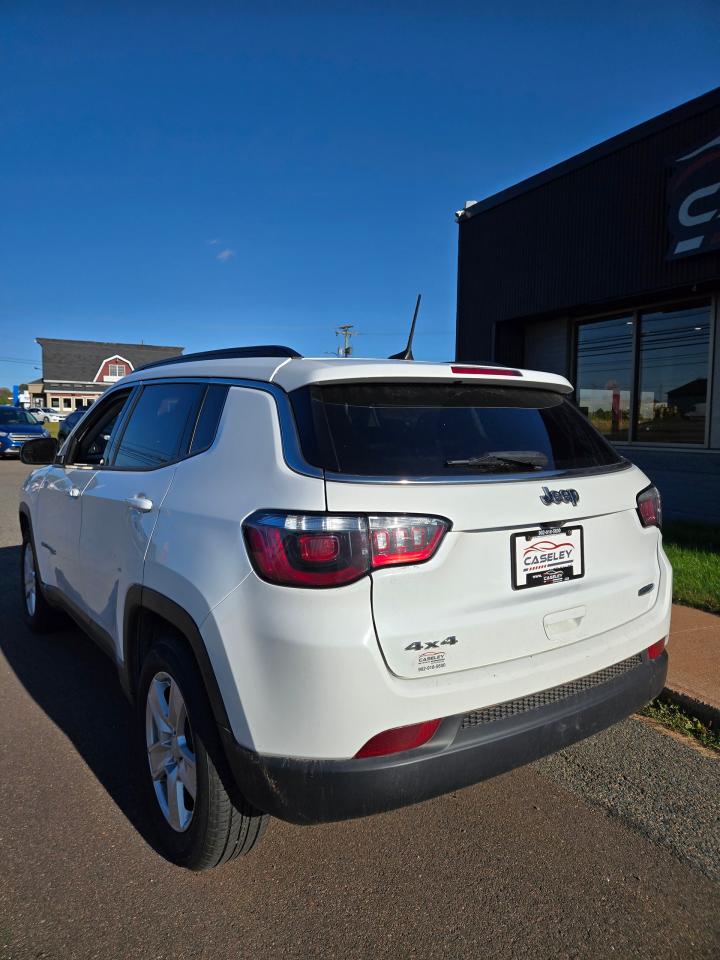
[660,686,720,730]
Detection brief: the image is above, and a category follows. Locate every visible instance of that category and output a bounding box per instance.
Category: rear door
[76,381,206,652]
[292,380,661,679]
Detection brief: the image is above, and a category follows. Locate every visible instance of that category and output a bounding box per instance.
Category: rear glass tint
[290,383,623,477]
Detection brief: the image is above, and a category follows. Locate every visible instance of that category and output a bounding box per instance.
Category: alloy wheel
[23,543,36,617]
[145,671,197,832]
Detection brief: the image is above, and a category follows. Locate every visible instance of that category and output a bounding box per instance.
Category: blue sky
[1,1,719,388]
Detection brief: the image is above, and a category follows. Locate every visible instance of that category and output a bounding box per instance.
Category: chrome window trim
[110,375,632,485]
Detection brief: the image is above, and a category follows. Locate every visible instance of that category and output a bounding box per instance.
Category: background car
[30,406,66,423]
[0,406,49,457]
[57,406,91,443]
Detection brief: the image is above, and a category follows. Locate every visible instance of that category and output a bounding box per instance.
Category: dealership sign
[667,133,720,259]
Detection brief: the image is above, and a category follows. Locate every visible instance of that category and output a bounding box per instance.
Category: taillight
[354,719,441,758]
[244,513,369,587]
[637,485,662,528]
[243,511,449,588]
[368,515,447,567]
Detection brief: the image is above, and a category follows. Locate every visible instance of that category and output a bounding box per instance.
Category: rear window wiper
[444,451,548,471]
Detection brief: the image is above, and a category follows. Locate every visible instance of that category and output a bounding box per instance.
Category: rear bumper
[224,648,667,825]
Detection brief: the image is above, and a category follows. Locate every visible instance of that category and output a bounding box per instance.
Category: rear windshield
[290,383,624,477]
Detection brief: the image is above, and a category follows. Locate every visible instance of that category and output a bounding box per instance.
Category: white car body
[19,350,671,830]
[31,407,66,423]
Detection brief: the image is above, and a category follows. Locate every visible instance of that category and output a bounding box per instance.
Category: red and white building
[29,338,184,412]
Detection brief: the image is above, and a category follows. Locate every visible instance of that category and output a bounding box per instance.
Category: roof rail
[136,345,302,371]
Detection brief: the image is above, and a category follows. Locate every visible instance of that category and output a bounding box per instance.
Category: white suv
[19,347,671,870]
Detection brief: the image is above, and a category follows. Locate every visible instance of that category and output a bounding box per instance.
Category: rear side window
[189,384,228,455]
[113,383,204,470]
[290,383,623,477]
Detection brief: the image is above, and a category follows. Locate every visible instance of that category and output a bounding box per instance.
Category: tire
[135,637,268,870]
[20,529,58,632]
[43,416,50,424]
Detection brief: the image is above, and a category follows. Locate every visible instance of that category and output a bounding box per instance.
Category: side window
[113,382,204,470]
[189,385,229,455]
[69,391,132,466]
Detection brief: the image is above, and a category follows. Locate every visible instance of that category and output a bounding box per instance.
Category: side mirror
[20,437,58,465]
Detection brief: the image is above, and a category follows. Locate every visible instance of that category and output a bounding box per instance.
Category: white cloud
[216,248,235,262]
[207,238,220,245]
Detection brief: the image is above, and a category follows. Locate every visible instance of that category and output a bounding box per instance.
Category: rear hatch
[289,376,660,679]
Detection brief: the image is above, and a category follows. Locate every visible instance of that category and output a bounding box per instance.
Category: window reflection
[576,316,634,441]
[637,304,710,444]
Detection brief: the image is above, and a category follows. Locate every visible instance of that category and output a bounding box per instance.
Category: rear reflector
[298,534,340,563]
[647,638,667,660]
[354,719,441,758]
[243,511,449,588]
[451,366,522,377]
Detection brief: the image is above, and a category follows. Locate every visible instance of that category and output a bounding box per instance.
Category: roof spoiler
[136,345,302,372]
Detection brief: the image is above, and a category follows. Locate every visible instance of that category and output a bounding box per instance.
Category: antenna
[389,294,421,360]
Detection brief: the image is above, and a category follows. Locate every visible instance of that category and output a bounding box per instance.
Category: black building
[456,87,720,523]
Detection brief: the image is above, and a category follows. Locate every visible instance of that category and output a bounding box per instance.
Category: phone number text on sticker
[511,526,584,590]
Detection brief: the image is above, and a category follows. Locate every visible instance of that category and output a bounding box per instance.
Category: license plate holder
[511,525,584,590]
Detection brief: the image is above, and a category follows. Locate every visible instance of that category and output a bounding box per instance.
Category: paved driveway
[0,459,718,959]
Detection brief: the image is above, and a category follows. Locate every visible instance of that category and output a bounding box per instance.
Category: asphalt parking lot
[0,459,718,960]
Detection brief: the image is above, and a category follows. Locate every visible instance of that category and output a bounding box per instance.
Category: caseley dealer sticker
[405,636,458,673]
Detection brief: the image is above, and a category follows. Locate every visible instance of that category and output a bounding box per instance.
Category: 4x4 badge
[540,486,579,507]
[404,637,458,652]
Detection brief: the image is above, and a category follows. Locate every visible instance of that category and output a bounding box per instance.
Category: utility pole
[335,324,356,357]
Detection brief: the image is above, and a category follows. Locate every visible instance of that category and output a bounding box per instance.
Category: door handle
[125,495,154,512]
[67,487,80,498]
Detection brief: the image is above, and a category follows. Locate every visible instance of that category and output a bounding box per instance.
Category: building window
[576,316,634,441]
[51,397,60,408]
[636,304,710,444]
[63,397,72,409]
[576,301,711,445]
[109,363,126,378]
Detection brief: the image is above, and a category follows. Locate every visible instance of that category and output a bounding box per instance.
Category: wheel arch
[122,586,234,738]
[18,502,31,535]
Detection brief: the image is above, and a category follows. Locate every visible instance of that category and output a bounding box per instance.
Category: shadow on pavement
[0,543,157,850]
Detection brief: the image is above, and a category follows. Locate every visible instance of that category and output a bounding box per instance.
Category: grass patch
[46,420,59,438]
[641,698,719,753]
[662,521,720,615]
